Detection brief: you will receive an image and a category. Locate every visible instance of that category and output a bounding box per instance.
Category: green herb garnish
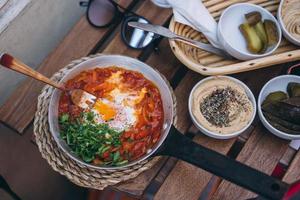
[59,112,126,166]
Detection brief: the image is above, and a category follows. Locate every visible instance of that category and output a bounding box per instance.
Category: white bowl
[218,3,282,60]
[188,76,256,139]
[258,75,300,140]
[277,0,300,46]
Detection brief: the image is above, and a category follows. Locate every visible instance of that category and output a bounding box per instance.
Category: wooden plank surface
[113,157,168,197]
[211,124,288,200]
[283,151,300,184]
[0,123,87,200]
[0,0,135,134]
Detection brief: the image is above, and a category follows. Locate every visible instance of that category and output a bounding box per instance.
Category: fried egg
[90,71,147,131]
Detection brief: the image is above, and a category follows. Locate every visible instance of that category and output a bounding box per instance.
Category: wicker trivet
[33,54,177,190]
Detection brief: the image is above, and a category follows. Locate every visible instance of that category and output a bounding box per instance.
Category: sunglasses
[80,0,159,49]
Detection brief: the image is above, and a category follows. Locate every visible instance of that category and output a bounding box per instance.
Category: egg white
[90,71,147,131]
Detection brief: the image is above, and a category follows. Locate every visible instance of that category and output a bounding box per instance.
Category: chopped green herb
[59,112,126,166]
[116,160,128,166]
[59,113,69,123]
[113,151,120,162]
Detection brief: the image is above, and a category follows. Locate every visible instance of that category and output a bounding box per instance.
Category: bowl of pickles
[218,3,281,60]
[258,75,300,140]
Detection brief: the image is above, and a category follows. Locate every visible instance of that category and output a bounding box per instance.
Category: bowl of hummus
[188,76,256,139]
[278,0,300,46]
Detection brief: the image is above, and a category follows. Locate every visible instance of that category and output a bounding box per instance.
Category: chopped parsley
[59,112,127,166]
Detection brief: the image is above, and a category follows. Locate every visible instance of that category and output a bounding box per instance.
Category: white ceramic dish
[277,0,300,46]
[258,75,300,140]
[188,76,256,139]
[218,3,282,60]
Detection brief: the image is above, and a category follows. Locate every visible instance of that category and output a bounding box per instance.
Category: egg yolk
[94,100,116,121]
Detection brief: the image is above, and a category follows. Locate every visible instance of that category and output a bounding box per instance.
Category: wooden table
[1,1,300,199]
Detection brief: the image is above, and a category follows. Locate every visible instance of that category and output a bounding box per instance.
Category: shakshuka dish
[58,67,164,166]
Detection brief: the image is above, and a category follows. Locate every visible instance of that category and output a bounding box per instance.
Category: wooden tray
[169,0,300,76]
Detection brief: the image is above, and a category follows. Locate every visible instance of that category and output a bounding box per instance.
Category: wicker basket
[169,0,300,75]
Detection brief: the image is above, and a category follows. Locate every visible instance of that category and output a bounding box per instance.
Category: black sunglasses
[80,0,159,49]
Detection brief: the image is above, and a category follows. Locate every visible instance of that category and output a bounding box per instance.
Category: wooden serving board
[169,0,300,75]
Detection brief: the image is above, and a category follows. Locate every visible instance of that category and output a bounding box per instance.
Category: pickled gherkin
[239,11,279,54]
[264,20,278,46]
[287,82,300,97]
[264,112,300,135]
[282,97,300,108]
[254,22,268,53]
[262,101,300,125]
[239,23,263,54]
[262,82,300,135]
[262,91,288,106]
[245,11,262,26]
[263,112,300,132]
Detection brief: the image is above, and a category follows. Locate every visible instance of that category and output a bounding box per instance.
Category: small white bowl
[218,3,282,60]
[188,76,256,139]
[258,75,300,140]
[277,0,300,46]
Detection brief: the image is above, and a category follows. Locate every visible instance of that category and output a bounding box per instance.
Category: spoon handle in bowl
[0,53,64,90]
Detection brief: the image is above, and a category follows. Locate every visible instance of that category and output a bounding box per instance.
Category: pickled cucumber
[239,23,263,54]
[240,11,278,54]
[287,82,300,97]
[254,22,268,53]
[264,112,300,134]
[262,91,288,106]
[264,20,278,46]
[262,101,300,125]
[263,112,300,132]
[245,11,262,26]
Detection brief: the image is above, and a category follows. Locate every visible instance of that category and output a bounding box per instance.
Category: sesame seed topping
[200,87,249,127]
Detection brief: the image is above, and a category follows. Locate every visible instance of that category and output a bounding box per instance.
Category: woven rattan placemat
[33,54,177,190]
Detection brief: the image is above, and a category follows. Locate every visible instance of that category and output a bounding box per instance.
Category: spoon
[0,53,96,108]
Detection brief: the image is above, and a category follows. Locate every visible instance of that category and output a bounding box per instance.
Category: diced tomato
[111,147,119,152]
[102,151,110,159]
[131,141,147,159]
[135,130,149,140]
[122,142,133,151]
[122,131,132,139]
